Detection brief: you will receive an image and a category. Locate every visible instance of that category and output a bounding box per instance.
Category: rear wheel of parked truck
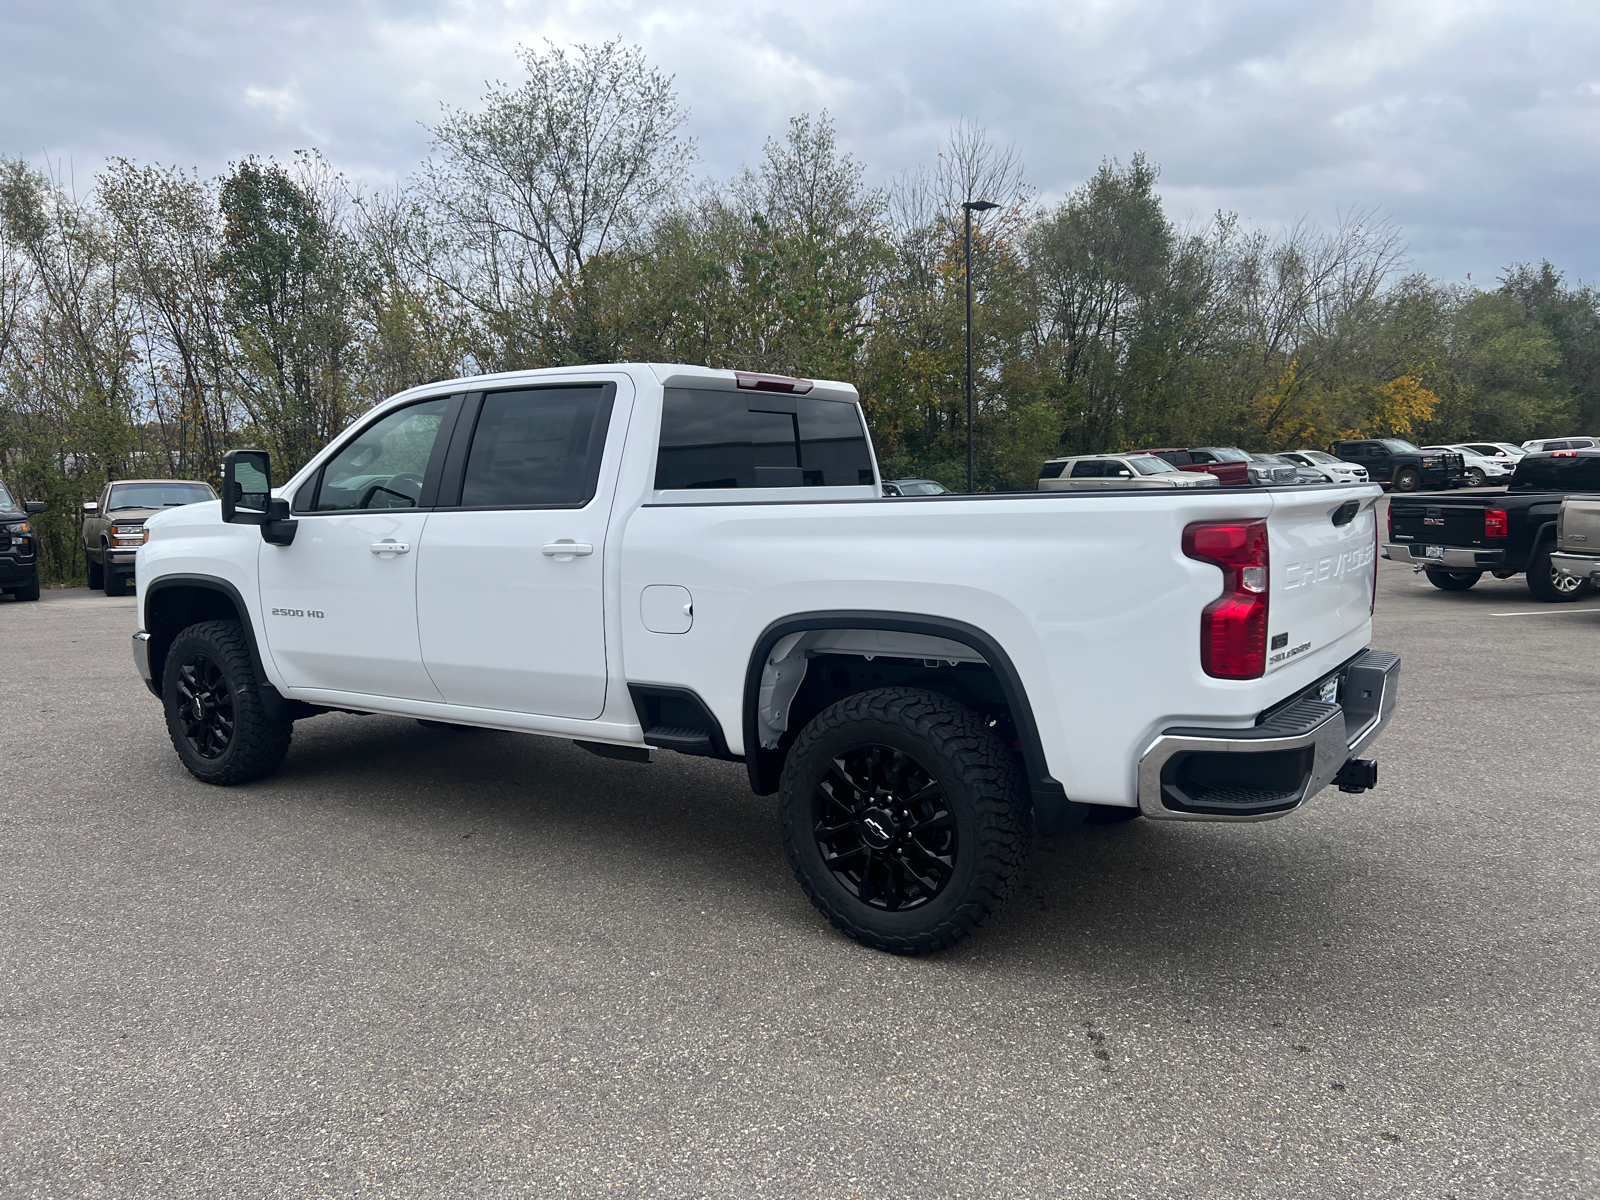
[161,619,292,785]
[778,687,1029,955]
[1425,567,1481,591]
[1526,543,1591,603]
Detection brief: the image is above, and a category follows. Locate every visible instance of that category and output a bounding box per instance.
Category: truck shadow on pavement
[257,711,1408,993]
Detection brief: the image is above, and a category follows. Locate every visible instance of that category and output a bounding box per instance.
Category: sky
[3,0,1598,285]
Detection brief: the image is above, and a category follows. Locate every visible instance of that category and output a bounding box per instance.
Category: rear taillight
[1183,519,1269,679]
[1485,508,1507,538]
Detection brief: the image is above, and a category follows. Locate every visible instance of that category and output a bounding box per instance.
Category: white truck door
[257,396,455,701]
[414,382,621,719]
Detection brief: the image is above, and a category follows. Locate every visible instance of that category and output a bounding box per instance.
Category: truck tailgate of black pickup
[1389,496,1498,550]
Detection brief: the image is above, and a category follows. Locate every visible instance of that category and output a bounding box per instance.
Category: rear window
[655,389,874,490]
[459,386,614,508]
[1511,454,1600,491]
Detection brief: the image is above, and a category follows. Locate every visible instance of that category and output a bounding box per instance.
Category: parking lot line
[1490,607,1600,617]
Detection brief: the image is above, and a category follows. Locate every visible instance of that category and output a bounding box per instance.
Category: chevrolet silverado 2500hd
[130,364,1400,953]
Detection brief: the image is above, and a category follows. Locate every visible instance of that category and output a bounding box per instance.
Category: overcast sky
[4,0,1598,284]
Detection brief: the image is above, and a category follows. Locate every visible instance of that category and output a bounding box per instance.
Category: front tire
[1425,568,1481,591]
[1526,543,1590,603]
[86,552,103,591]
[778,687,1029,955]
[162,620,292,785]
[1393,468,1421,493]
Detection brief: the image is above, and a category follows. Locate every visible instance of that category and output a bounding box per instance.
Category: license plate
[1425,545,1444,559]
[1319,677,1339,705]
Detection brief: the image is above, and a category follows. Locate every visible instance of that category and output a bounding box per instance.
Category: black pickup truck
[1330,439,1465,492]
[1383,449,1600,600]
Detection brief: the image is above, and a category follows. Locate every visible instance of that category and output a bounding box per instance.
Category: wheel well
[144,581,252,693]
[741,613,1073,828]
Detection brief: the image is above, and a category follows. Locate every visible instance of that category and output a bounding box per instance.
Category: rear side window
[1511,454,1600,491]
[459,386,614,508]
[1069,460,1104,478]
[655,388,874,490]
[1038,461,1067,479]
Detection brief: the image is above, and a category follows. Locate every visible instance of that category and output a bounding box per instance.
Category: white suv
[1038,453,1219,490]
[1521,437,1599,453]
[1425,445,1513,488]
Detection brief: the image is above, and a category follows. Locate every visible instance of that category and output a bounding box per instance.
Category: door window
[1069,460,1104,478]
[312,397,452,512]
[1188,450,1216,464]
[457,386,614,509]
[655,389,875,489]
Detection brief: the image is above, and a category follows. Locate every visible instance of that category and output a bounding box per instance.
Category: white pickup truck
[131,364,1400,953]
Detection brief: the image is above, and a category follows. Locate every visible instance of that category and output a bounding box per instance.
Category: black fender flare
[141,574,290,718]
[741,610,1081,833]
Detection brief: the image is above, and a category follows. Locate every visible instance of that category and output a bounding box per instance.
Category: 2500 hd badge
[270,608,324,618]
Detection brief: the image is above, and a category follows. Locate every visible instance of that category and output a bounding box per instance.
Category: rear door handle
[370,540,411,555]
[542,541,594,559]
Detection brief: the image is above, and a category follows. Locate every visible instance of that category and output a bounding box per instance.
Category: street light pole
[961,199,998,493]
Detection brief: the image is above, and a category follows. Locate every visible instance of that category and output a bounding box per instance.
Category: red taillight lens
[1485,508,1507,538]
[1183,519,1269,679]
[1386,502,1393,538]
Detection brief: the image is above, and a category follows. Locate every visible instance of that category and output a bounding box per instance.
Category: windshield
[1381,439,1422,453]
[1128,456,1178,475]
[1250,453,1286,463]
[1199,447,1252,462]
[1495,443,1525,455]
[897,480,948,495]
[0,480,13,510]
[1300,450,1338,464]
[106,482,216,510]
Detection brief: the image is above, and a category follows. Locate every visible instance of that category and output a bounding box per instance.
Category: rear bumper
[1137,649,1401,822]
[1383,542,1505,569]
[1551,552,1600,584]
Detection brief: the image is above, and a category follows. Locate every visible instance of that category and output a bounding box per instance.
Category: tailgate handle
[1331,500,1359,527]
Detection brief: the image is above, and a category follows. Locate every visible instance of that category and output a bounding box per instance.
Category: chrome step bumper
[1137,649,1401,822]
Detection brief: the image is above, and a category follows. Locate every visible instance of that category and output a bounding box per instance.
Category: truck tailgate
[1559,497,1600,550]
[1266,488,1381,674]
[1389,496,1493,549]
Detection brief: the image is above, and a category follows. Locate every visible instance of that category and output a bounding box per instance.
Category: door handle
[370,540,411,555]
[541,540,594,559]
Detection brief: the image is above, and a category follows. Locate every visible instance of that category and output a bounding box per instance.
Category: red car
[1142,447,1254,487]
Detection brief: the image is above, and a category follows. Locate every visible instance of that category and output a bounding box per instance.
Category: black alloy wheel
[173,652,235,760]
[814,744,957,911]
[161,619,292,784]
[778,687,1029,955]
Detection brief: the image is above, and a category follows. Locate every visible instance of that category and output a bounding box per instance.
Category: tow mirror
[25,501,46,514]
[222,449,272,525]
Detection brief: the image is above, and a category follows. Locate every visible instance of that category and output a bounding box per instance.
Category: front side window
[314,397,451,512]
[655,388,874,490]
[458,386,613,508]
[106,482,216,510]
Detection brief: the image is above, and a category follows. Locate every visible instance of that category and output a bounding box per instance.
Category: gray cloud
[3,0,1597,282]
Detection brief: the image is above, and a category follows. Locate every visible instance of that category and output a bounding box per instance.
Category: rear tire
[1465,468,1485,487]
[778,687,1029,955]
[1425,568,1481,591]
[86,553,103,590]
[162,619,292,785]
[1393,468,1421,493]
[1526,543,1589,603]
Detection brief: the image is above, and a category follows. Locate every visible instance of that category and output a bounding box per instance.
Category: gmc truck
[1384,449,1600,601]
[130,364,1401,954]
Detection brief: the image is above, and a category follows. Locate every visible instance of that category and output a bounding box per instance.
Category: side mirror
[82,500,98,514]
[1117,470,1134,478]
[25,501,46,514]
[222,449,272,525]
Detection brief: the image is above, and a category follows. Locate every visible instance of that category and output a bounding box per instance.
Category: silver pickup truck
[1552,494,1600,586]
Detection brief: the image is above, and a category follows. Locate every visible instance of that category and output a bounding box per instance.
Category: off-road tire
[162,619,292,785]
[103,549,128,596]
[85,552,103,591]
[1526,543,1589,603]
[1425,568,1481,591]
[778,687,1029,955]
[1393,468,1421,493]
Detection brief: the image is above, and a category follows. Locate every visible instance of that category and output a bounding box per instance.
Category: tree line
[4,39,1598,585]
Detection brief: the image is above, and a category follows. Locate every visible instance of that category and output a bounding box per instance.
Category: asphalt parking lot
[2,524,1597,1198]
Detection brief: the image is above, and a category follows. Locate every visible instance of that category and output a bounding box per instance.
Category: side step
[642,725,716,756]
